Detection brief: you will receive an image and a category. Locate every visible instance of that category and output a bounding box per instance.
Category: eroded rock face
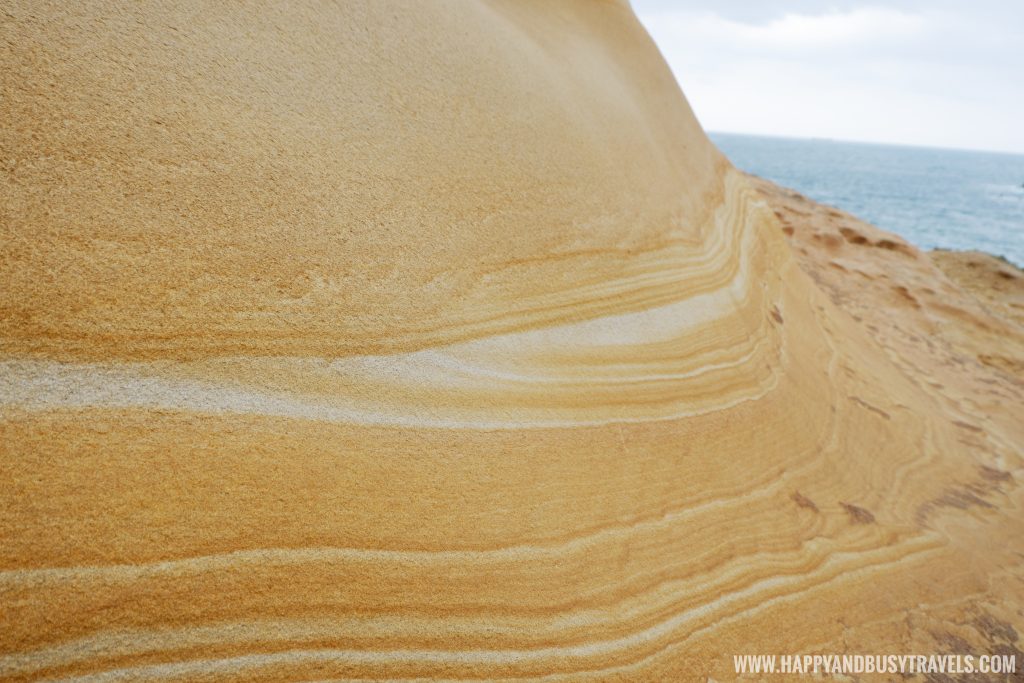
[1,2,1022,680]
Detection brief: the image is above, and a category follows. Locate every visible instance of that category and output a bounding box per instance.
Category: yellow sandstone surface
[1,1,1022,680]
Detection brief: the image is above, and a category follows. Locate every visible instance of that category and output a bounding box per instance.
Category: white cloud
[678,8,925,52]
[634,2,1024,153]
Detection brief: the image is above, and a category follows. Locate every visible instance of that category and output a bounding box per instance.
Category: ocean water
[709,132,1024,267]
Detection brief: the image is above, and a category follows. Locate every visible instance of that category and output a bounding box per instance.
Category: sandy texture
[931,250,1024,330]
[752,173,1024,388]
[2,2,1023,681]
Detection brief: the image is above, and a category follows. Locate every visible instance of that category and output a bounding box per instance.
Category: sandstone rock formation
[1,1,1022,681]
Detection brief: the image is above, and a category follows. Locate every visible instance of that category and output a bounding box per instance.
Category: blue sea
[709,132,1024,267]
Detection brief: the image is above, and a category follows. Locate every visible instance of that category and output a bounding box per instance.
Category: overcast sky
[632,0,1024,154]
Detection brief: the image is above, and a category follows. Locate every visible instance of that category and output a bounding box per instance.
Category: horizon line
[706,130,1024,158]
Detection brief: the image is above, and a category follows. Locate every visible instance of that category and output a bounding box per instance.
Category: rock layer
[2,2,1023,681]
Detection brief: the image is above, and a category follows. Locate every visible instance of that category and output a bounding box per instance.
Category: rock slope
[2,1,1022,681]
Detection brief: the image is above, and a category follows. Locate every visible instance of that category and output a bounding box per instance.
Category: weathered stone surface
[1,2,1021,680]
